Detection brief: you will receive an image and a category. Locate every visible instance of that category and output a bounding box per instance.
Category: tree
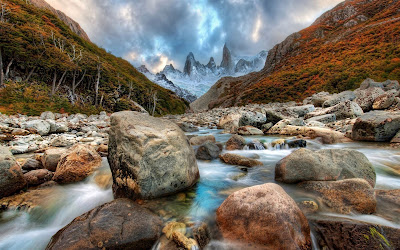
[0,1,10,23]
[0,46,3,88]
[95,57,102,106]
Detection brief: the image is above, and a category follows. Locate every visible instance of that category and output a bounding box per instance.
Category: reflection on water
[1,128,400,249]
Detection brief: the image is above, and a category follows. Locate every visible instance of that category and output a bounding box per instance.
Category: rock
[11,128,29,136]
[271,139,285,148]
[193,222,210,249]
[94,174,113,189]
[108,111,199,200]
[237,125,263,135]
[52,144,102,184]
[261,122,273,133]
[372,90,397,110]
[21,158,43,171]
[391,130,400,143]
[95,144,108,157]
[352,111,400,142]
[306,101,363,120]
[219,153,263,167]
[306,114,336,124]
[171,232,197,250]
[216,183,311,249]
[238,111,266,129]
[41,148,67,171]
[0,146,26,198]
[218,113,241,131]
[297,200,319,214]
[310,216,400,249]
[305,121,325,127]
[177,122,199,132]
[46,198,163,250]
[304,92,331,107]
[375,189,400,223]
[225,135,246,150]
[286,105,315,117]
[360,78,400,91]
[355,87,385,112]
[289,118,306,126]
[265,109,286,124]
[40,111,55,120]
[275,148,376,187]
[189,135,216,146]
[24,169,54,186]
[22,120,51,135]
[266,119,290,134]
[162,222,186,239]
[298,179,376,214]
[280,126,348,144]
[286,139,307,148]
[50,136,73,147]
[322,91,355,107]
[196,141,221,160]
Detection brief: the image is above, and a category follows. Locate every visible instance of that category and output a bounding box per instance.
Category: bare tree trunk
[152,91,158,116]
[71,70,76,96]
[4,58,13,80]
[51,70,57,95]
[0,47,4,88]
[73,69,86,95]
[99,94,104,107]
[128,81,132,100]
[95,63,101,106]
[52,70,67,95]
[25,67,36,82]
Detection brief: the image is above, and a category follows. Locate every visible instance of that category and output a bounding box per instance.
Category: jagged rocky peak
[220,43,234,73]
[137,65,150,74]
[206,57,217,72]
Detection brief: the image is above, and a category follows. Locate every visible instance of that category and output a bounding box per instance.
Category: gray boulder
[0,146,26,198]
[323,91,355,108]
[359,78,400,91]
[265,109,286,124]
[22,120,51,135]
[303,92,331,107]
[354,87,385,112]
[40,111,55,120]
[286,105,315,117]
[372,90,398,110]
[306,114,336,124]
[47,199,162,250]
[306,101,363,120]
[196,141,221,160]
[42,148,67,171]
[275,148,376,187]
[108,111,200,200]
[352,111,400,142]
[239,112,266,129]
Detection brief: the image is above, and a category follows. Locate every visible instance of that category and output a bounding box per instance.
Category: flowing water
[0,128,399,249]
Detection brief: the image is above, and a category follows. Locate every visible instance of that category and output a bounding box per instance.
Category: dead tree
[127,81,133,100]
[95,58,102,106]
[51,69,68,96]
[151,91,158,116]
[0,47,4,88]
[0,1,10,23]
[4,57,13,80]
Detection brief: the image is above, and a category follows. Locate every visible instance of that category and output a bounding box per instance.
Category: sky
[47,0,344,73]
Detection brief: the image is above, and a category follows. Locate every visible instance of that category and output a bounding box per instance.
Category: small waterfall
[253,141,265,150]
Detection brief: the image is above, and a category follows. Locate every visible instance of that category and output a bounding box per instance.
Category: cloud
[47,0,343,73]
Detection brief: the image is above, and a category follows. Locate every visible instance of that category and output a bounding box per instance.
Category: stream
[0,128,399,249]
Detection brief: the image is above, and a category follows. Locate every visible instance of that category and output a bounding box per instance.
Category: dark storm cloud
[47,0,343,72]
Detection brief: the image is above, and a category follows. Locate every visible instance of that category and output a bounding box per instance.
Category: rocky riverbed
[0,78,400,249]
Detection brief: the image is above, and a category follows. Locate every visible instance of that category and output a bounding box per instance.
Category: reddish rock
[24,169,54,186]
[219,153,263,167]
[225,135,246,150]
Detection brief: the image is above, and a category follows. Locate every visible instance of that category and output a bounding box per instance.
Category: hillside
[0,0,188,115]
[191,0,400,111]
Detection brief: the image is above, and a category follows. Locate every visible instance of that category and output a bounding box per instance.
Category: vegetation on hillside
[0,0,188,115]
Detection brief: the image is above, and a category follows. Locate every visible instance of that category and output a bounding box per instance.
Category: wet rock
[298,178,376,214]
[355,87,385,112]
[95,144,108,157]
[261,122,273,133]
[189,135,216,146]
[108,111,199,200]
[264,109,286,124]
[297,200,319,214]
[52,144,102,184]
[216,183,311,249]
[24,169,54,186]
[275,148,376,187]
[280,126,348,144]
[46,198,163,250]
[238,111,266,129]
[219,153,263,167]
[172,232,197,250]
[391,130,400,143]
[193,222,210,249]
[237,125,263,135]
[352,111,400,142]
[94,174,113,189]
[322,91,355,108]
[375,189,400,223]
[21,158,43,171]
[225,135,246,150]
[271,139,285,148]
[162,222,186,239]
[306,114,336,124]
[41,148,67,171]
[310,216,400,249]
[267,119,290,134]
[196,141,221,160]
[286,139,307,148]
[0,146,26,198]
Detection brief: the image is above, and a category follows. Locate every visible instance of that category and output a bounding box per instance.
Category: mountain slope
[192,0,400,111]
[0,0,188,115]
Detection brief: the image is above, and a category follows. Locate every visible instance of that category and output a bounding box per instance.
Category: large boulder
[303,92,331,107]
[264,109,286,124]
[22,120,51,135]
[22,158,43,171]
[238,111,266,129]
[218,113,241,131]
[219,153,263,167]
[46,199,163,250]
[41,148,68,172]
[285,105,315,117]
[24,169,54,186]
[322,91,355,108]
[216,183,311,249]
[280,126,348,144]
[225,135,246,150]
[0,146,26,198]
[189,135,216,146]
[391,130,400,143]
[359,78,400,91]
[40,111,55,120]
[275,148,376,187]
[354,87,385,112]
[237,126,264,135]
[108,111,200,200]
[52,144,102,184]
[310,216,400,249]
[372,90,398,110]
[305,101,363,120]
[298,178,376,214]
[352,111,400,142]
